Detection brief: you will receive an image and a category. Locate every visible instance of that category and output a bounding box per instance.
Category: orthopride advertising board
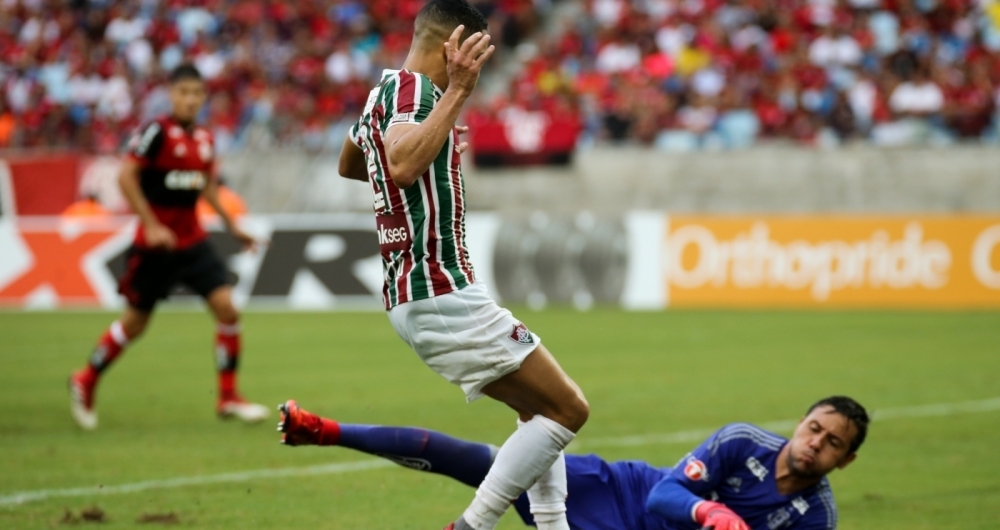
[653,215,1000,309]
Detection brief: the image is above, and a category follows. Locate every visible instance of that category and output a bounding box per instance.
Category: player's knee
[120,312,150,338]
[210,297,239,323]
[123,321,147,339]
[554,391,590,433]
[216,305,239,324]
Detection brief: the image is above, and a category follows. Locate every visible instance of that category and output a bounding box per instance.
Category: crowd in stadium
[1,0,999,153]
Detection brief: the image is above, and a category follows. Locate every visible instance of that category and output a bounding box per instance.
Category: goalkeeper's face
[786,405,858,479]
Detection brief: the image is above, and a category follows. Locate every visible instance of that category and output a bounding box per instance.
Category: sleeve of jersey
[645,424,750,524]
[348,120,363,148]
[126,121,165,166]
[383,72,436,132]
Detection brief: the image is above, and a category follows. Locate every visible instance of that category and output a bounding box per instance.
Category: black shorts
[118,240,230,312]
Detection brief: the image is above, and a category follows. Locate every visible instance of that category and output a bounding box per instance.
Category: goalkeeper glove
[694,500,750,530]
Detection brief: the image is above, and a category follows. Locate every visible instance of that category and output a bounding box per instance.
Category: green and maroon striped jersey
[349,69,475,309]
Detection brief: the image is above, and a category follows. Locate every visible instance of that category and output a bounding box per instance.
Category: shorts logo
[509,323,534,345]
[684,457,708,481]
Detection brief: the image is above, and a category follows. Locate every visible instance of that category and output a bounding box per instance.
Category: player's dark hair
[169,63,203,84]
[414,0,489,44]
[807,396,869,454]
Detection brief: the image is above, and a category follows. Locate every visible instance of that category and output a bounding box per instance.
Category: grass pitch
[0,309,998,529]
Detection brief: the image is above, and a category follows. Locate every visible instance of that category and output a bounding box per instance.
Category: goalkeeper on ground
[277,396,867,530]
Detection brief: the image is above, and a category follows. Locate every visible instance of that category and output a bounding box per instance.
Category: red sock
[83,321,131,383]
[318,418,342,446]
[215,321,241,401]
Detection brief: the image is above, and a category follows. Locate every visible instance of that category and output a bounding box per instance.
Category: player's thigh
[178,242,232,311]
[118,247,181,312]
[388,283,539,403]
[481,344,589,432]
[204,285,238,322]
[119,305,153,337]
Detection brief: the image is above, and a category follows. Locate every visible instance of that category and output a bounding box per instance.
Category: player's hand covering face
[443,24,495,94]
[787,405,858,478]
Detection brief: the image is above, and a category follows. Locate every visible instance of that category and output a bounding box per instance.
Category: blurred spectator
[471,0,1000,149]
[889,68,944,119]
[677,94,718,135]
[808,25,862,69]
[0,1,532,153]
[1,0,999,154]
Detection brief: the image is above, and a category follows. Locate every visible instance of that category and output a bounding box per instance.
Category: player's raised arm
[383,24,494,188]
[645,424,753,529]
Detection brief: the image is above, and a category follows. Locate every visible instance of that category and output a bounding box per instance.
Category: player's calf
[68,311,148,430]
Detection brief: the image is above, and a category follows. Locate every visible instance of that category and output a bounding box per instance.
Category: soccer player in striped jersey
[279,396,867,530]
[319,1,590,529]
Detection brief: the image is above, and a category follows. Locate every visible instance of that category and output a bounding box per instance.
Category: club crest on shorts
[509,322,534,345]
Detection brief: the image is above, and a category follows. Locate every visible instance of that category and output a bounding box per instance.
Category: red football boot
[277,400,340,446]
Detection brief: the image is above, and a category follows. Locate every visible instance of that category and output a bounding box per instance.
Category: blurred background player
[331,1,588,529]
[279,395,867,530]
[68,64,268,430]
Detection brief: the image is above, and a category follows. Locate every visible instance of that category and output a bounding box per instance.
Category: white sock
[461,415,575,530]
[518,419,570,530]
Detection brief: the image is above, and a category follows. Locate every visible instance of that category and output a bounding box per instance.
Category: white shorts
[387,281,541,402]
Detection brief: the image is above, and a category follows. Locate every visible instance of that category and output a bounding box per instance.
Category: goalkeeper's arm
[646,476,749,530]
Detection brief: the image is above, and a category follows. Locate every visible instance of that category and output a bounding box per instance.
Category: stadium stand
[0,1,998,153]
[0,0,540,153]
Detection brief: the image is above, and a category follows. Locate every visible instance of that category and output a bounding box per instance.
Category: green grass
[0,309,998,529]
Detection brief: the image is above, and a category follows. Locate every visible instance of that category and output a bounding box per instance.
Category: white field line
[2,397,998,508]
[0,460,394,508]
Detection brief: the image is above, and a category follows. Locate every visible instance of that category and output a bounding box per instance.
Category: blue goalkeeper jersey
[516,423,838,530]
